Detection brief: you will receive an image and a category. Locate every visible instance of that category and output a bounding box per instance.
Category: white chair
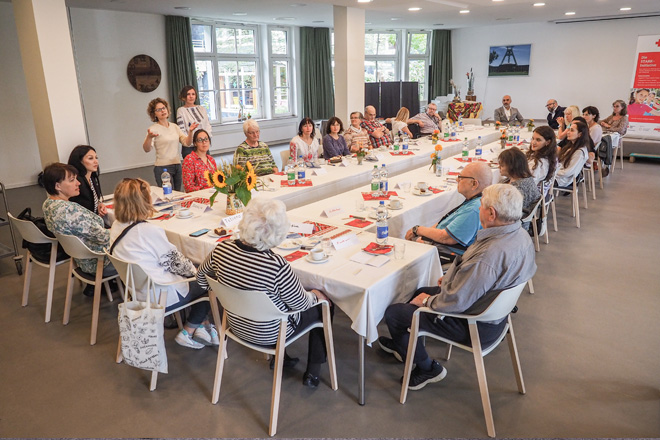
[582,163,597,200]
[612,133,625,171]
[8,213,70,323]
[105,251,209,391]
[520,197,543,252]
[554,173,588,228]
[279,149,291,170]
[54,233,123,345]
[205,276,337,436]
[400,283,527,438]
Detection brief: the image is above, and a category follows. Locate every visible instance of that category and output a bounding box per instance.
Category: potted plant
[204,160,258,214]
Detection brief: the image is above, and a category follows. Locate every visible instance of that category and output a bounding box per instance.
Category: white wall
[0,2,43,189]
[452,17,660,122]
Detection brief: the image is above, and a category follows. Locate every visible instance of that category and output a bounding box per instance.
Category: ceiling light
[408,7,421,11]
[290,3,307,6]
[391,17,400,20]
[232,12,247,16]
[459,9,470,14]
[275,17,296,20]
[174,6,190,10]
[492,0,504,2]
[357,0,373,3]
[620,7,631,11]
[433,23,444,26]
[312,20,325,23]
[565,11,575,15]
[533,2,545,6]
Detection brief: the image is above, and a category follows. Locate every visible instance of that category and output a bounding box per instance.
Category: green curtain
[300,27,335,119]
[165,16,199,115]
[431,30,452,97]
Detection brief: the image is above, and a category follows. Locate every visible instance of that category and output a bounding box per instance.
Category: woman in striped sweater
[197,198,332,388]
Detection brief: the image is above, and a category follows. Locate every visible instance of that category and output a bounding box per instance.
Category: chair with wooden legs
[205,276,337,437]
[399,283,527,438]
[612,134,625,171]
[54,233,123,345]
[9,213,70,322]
[520,197,543,252]
[554,173,588,228]
[105,251,208,391]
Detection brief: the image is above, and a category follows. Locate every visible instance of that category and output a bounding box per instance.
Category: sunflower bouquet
[204,160,258,208]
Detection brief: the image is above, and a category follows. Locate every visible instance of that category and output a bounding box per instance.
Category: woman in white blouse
[109,178,216,350]
[176,86,212,159]
[526,126,558,190]
[555,121,590,188]
[289,117,319,163]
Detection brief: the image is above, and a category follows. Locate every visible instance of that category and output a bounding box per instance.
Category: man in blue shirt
[404,162,492,260]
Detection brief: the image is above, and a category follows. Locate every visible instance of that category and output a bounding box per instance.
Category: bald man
[361,105,392,149]
[494,95,524,125]
[545,99,565,129]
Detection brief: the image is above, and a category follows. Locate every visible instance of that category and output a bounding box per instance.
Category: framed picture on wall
[488,44,531,76]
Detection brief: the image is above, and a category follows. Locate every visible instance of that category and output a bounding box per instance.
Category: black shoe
[602,167,610,177]
[378,336,403,362]
[108,279,119,292]
[302,372,320,388]
[270,353,300,370]
[83,284,95,297]
[405,360,447,391]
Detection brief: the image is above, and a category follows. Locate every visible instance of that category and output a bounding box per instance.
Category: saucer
[386,203,403,210]
[364,246,393,255]
[277,239,302,251]
[412,189,433,196]
[306,254,329,264]
[176,212,193,219]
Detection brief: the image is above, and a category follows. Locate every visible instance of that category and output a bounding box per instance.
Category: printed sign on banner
[628,35,660,139]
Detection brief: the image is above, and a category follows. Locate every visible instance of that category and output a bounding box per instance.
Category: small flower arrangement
[356,145,367,157]
[500,129,507,140]
[204,160,258,207]
[526,119,535,130]
[431,129,440,143]
[429,144,443,169]
[495,121,502,128]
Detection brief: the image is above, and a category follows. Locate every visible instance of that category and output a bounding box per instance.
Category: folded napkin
[362,191,398,201]
[216,235,233,243]
[389,151,414,156]
[363,242,394,254]
[427,186,444,194]
[181,197,210,208]
[280,180,313,187]
[346,218,372,228]
[441,139,461,142]
[447,171,460,176]
[284,250,308,262]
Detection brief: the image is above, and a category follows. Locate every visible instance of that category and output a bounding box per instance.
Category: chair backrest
[521,197,543,223]
[8,213,56,245]
[279,149,291,169]
[54,233,102,260]
[205,276,288,322]
[104,250,151,300]
[465,283,526,323]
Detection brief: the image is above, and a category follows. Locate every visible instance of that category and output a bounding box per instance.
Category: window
[364,32,399,82]
[268,28,293,117]
[191,22,262,123]
[406,32,430,102]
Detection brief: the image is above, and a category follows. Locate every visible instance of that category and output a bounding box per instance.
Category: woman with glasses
[177,85,212,159]
[182,129,217,192]
[143,98,196,191]
[343,111,370,151]
[600,100,629,136]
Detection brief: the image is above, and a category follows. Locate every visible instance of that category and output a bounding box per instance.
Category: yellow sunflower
[203,170,213,187]
[211,169,227,188]
[245,169,258,191]
[246,161,254,173]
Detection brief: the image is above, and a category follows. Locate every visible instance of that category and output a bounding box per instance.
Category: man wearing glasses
[545,99,565,129]
[404,162,492,262]
[409,103,445,135]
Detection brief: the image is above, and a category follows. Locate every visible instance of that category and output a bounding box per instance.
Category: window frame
[364,30,400,83]
[267,26,295,118]
[405,31,431,105]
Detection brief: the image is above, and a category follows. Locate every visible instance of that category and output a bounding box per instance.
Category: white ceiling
[64,0,660,29]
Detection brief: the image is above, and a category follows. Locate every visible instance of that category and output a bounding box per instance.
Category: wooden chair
[520,197,543,252]
[9,213,70,323]
[54,233,123,345]
[400,283,527,438]
[105,251,208,391]
[554,173,588,228]
[205,276,337,436]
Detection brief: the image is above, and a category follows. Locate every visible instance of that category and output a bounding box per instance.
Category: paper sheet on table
[350,252,390,267]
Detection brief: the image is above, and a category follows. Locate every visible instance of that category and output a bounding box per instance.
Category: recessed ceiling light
[290,3,307,6]
[275,17,296,20]
[533,2,545,6]
[232,12,247,16]
[459,9,470,14]
[620,7,631,11]
[565,11,575,15]
[492,0,504,2]
[433,23,444,26]
[174,6,190,10]
[357,0,373,3]
[408,7,421,11]
[391,17,400,20]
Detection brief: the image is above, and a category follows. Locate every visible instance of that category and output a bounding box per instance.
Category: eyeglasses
[457,175,476,182]
[195,137,210,143]
[154,107,167,112]
[545,103,554,108]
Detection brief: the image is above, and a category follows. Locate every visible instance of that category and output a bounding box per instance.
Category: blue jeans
[154,163,182,192]
[167,281,210,326]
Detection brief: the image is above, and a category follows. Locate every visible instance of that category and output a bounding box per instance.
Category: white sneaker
[175,329,205,349]
[193,326,217,346]
[205,324,220,346]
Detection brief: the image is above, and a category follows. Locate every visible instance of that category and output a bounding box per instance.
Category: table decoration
[205,161,258,214]
[280,180,313,187]
[527,119,535,132]
[430,144,443,174]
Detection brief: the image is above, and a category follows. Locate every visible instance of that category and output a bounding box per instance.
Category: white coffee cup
[310,248,326,261]
[390,198,402,209]
[178,208,191,217]
[417,182,428,192]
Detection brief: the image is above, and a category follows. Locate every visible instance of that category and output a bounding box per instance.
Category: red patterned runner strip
[280,180,313,187]
[329,229,352,240]
[456,158,488,163]
[346,218,372,228]
[301,221,337,237]
[389,151,415,156]
[361,191,398,201]
[181,197,210,208]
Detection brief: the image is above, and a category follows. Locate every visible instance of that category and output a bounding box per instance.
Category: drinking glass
[321,237,333,256]
[394,242,405,259]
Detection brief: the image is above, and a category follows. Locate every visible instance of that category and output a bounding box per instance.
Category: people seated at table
[557,105,581,143]
[390,107,414,138]
[143,97,195,191]
[67,145,108,218]
[182,129,217,192]
[322,116,354,159]
[545,99,565,129]
[234,119,278,176]
[196,198,333,388]
[379,184,536,390]
[582,106,602,166]
[42,162,116,297]
[555,120,590,188]
[498,147,541,215]
[362,105,392,149]
[494,95,524,125]
[109,177,216,350]
[176,85,212,159]
[408,102,444,135]
[343,111,371,151]
[599,100,628,136]
[404,162,492,260]
[290,117,320,163]
[527,126,558,191]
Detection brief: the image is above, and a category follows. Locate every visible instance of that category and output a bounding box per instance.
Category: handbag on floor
[117,269,168,374]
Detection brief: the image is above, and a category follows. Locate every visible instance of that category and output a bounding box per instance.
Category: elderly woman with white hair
[196,198,332,388]
[233,119,279,176]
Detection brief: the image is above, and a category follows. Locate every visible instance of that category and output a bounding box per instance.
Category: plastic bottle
[376,201,389,245]
[402,132,409,151]
[457,114,464,132]
[287,156,296,186]
[475,136,483,158]
[393,132,400,151]
[462,138,469,158]
[371,165,380,196]
[379,164,389,195]
[451,126,457,141]
[161,168,172,195]
[297,155,306,184]
[435,156,443,177]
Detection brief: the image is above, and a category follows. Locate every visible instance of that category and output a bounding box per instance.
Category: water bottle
[457,114,464,131]
[297,155,306,184]
[402,133,409,151]
[379,164,389,195]
[451,127,457,141]
[475,136,483,158]
[393,132,400,151]
[462,138,469,159]
[515,126,520,143]
[443,131,450,142]
[287,156,296,186]
[376,201,389,245]
[371,165,380,196]
[161,168,172,195]
[435,156,443,177]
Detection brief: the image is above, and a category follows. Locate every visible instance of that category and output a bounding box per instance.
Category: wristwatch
[412,225,420,237]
